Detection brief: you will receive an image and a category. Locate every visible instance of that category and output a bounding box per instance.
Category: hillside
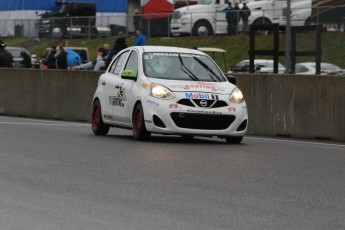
[3,33,344,71]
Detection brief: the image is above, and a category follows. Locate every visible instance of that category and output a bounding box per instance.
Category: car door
[100,50,130,123]
[112,50,139,123]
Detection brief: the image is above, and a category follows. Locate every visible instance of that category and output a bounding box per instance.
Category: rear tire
[92,100,110,135]
[132,103,151,141]
[225,136,243,144]
[252,18,272,35]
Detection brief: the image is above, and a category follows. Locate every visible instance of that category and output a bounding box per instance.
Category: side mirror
[225,73,237,85]
[121,70,137,80]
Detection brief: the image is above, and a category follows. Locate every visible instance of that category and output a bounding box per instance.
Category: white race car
[92,46,248,143]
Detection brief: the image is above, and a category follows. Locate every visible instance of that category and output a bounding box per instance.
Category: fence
[2,5,345,73]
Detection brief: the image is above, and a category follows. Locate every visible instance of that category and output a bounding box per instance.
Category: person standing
[44,46,57,69]
[0,40,14,68]
[54,45,68,69]
[232,2,241,35]
[223,2,234,35]
[134,28,145,46]
[240,2,251,34]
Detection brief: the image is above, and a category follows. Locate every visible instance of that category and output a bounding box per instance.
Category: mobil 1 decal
[185,92,218,100]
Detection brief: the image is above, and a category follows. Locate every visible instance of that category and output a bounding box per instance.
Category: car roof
[5,46,27,51]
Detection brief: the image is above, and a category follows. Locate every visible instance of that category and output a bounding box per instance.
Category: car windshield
[6,48,24,58]
[198,0,214,5]
[143,52,226,82]
[307,63,342,72]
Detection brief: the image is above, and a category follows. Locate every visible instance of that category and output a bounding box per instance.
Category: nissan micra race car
[92,46,248,143]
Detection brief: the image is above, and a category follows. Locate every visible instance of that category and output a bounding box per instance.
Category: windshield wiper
[178,54,199,81]
[193,57,222,82]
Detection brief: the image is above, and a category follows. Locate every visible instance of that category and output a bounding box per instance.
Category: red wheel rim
[92,104,100,130]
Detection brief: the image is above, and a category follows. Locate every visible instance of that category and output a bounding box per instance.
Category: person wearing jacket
[19,50,32,68]
[54,45,68,69]
[134,29,145,46]
[103,37,128,69]
[72,47,107,71]
[0,40,13,68]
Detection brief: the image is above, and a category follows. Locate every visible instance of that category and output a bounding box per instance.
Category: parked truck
[280,0,345,31]
[170,0,298,36]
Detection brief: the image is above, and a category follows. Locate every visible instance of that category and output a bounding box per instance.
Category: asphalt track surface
[0,115,344,230]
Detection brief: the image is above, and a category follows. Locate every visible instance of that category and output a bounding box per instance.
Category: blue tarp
[0,0,127,13]
[65,49,82,67]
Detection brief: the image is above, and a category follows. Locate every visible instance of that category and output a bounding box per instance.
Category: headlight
[230,88,244,103]
[150,83,175,100]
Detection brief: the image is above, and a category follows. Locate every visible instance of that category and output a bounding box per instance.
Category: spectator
[102,43,110,56]
[19,50,32,68]
[54,45,68,69]
[104,37,128,69]
[44,46,57,69]
[240,2,251,34]
[134,28,145,46]
[73,47,107,71]
[232,2,241,34]
[0,40,14,68]
[223,2,234,35]
[133,9,141,31]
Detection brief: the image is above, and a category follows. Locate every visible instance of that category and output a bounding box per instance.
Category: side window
[124,51,138,74]
[108,57,120,74]
[108,51,130,75]
[114,51,130,75]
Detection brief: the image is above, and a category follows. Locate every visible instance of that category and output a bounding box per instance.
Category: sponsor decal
[168,82,226,92]
[147,99,159,107]
[228,107,237,112]
[141,83,148,89]
[187,109,222,115]
[103,114,113,120]
[145,120,152,123]
[145,53,204,58]
[169,103,179,109]
[109,83,126,107]
[185,93,218,100]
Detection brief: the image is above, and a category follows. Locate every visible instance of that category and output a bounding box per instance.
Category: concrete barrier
[1,69,344,142]
[0,69,100,122]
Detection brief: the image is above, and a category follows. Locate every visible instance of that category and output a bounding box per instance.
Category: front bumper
[142,93,248,137]
[170,21,192,34]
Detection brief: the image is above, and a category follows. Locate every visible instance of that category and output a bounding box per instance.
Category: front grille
[172,11,181,20]
[170,113,235,130]
[177,99,228,108]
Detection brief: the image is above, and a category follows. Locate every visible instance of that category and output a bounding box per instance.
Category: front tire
[92,100,110,135]
[225,136,243,144]
[192,21,213,36]
[132,103,151,141]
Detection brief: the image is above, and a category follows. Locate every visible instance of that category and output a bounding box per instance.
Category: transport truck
[170,0,299,36]
[280,0,345,31]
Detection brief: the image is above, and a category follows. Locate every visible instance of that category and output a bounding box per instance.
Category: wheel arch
[192,19,214,35]
[131,100,143,124]
[252,17,272,25]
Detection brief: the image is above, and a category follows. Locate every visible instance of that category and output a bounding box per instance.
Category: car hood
[148,79,235,94]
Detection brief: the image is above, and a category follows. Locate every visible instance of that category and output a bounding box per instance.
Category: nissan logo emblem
[200,100,208,107]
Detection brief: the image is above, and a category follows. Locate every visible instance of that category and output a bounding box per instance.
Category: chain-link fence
[2,3,345,74]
